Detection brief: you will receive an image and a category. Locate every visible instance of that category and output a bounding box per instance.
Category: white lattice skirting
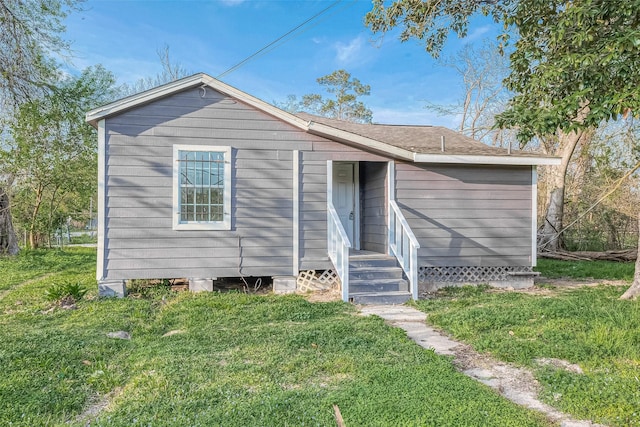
[296,270,341,292]
[418,266,534,283]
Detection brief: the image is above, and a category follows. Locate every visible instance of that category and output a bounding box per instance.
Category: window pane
[211,205,222,221]
[211,188,221,205]
[182,204,194,221]
[195,164,202,186]
[195,188,209,204]
[177,149,226,224]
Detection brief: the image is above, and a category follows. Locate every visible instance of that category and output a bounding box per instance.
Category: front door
[332,162,357,246]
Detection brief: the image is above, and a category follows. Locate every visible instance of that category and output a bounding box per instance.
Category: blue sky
[64,0,500,126]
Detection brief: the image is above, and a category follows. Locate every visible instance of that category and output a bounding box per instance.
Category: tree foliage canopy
[300,69,373,123]
[0,0,80,107]
[3,66,116,247]
[366,0,640,142]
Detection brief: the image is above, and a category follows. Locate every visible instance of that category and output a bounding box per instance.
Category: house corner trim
[293,150,300,276]
[96,119,107,281]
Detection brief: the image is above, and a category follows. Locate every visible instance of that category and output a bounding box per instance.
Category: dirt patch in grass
[73,387,123,425]
[303,289,341,302]
[522,277,629,295]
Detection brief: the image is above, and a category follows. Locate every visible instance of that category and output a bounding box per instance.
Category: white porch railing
[328,203,351,302]
[389,200,421,300]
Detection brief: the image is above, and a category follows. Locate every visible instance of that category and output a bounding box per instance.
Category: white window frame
[172,144,232,231]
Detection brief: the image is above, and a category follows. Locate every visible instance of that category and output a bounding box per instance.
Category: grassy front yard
[415,259,639,426]
[0,248,548,426]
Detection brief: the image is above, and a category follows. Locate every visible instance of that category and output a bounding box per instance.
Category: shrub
[45,282,88,304]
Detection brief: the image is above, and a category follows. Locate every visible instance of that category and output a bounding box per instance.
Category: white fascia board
[200,75,310,131]
[86,73,311,131]
[412,153,562,166]
[307,121,415,161]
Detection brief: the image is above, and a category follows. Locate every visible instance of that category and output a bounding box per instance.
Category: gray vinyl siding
[103,87,313,280]
[298,143,389,270]
[360,162,387,253]
[395,163,533,267]
[102,84,535,281]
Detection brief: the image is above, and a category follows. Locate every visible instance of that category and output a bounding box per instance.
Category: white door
[332,163,356,244]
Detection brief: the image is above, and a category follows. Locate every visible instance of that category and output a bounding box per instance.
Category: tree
[562,119,639,251]
[3,66,117,248]
[620,211,640,300]
[299,69,373,123]
[0,0,81,254]
[365,0,640,251]
[0,0,79,107]
[0,187,18,254]
[427,42,515,147]
[119,45,191,97]
[273,94,303,115]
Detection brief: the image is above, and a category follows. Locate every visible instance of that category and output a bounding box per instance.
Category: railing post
[388,200,421,301]
[341,246,349,302]
[410,243,419,300]
[327,203,351,303]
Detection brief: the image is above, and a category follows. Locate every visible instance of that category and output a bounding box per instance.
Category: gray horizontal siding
[395,163,533,267]
[102,84,537,280]
[107,227,293,240]
[361,162,387,253]
[107,235,292,249]
[103,87,298,279]
[299,146,391,269]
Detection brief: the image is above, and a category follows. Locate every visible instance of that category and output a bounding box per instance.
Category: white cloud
[220,0,246,6]
[465,25,492,42]
[334,35,366,65]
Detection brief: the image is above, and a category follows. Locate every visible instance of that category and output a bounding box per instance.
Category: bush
[45,282,88,304]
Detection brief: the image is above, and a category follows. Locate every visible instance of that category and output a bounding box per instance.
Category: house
[86,73,560,304]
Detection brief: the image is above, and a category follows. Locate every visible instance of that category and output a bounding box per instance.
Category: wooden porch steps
[348,253,411,305]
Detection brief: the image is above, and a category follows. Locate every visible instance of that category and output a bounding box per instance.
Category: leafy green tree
[4,66,117,248]
[0,0,82,254]
[300,69,373,123]
[365,0,640,251]
[0,0,79,107]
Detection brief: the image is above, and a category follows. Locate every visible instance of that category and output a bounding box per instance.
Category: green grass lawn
[416,281,640,426]
[0,249,97,291]
[535,258,635,280]
[0,248,549,426]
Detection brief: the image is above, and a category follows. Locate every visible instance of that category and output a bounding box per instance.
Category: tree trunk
[538,129,588,252]
[28,185,44,249]
[0,186,19,255]
[620,212,640,300]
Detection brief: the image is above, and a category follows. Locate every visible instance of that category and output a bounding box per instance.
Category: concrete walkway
[360,305,603,427]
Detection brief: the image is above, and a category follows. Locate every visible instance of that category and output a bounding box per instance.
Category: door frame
[327,161,360,250]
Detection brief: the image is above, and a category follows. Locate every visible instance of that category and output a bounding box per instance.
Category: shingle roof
[295,113,546,159]
[86,73,559,165]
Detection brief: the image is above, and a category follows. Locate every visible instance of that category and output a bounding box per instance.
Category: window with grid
[173,145,231,230]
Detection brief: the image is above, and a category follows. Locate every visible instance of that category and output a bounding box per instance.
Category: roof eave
[198,75,309,131]
[85,73,310,131]
[86,74,207,128]
[412,153,562,166]
[306,121,415,161]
